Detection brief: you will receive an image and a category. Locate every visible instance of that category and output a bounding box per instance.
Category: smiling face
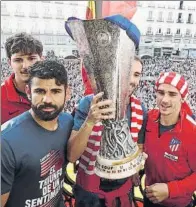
[27,77,66,121]
[9,52,42,83]
[156,84,182,118]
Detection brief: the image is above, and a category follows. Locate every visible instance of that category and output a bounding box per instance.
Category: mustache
[38,103,57,110]
[21,69,29,74]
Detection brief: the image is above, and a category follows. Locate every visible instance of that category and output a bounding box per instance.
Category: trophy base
[94,151,145,180]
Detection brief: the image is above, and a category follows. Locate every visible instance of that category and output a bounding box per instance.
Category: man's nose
[161,94,170,103]
[22,60,30,69]
[43,94,52,103]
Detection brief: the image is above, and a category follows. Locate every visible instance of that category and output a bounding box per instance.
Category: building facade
[1,1,87,58]
[1,1,196,58]
[132,1,196,58]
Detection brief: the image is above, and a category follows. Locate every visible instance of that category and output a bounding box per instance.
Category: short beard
[31,103,64,121]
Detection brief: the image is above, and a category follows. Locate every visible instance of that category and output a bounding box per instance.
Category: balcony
[1,10,10,16]
[175,33,182,37]
[146,32,153,36]
[176,19,184,23]
[157,18,164,22]
[31,30,40,35]
[147,18,154,22]
[43,13,52,19]
[56,14,64,19]
[148,4,155,8]
[179,6,185,10]
[158,4,165,8]
[187,20,193,24]
[155,33,163,36]
[29,12,39,18]
[184,33,192,37]
[165,33,173,36]
[188,6,195,11]
[168,5,175,9]
[167,19,174,23]
[44,30,53,35]
[14,11,25,17]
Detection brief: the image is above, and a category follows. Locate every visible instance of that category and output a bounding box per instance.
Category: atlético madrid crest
[169,138,181,152]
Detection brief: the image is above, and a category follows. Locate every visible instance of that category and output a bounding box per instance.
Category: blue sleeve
[72,95,93,131]
[137,103,148,144]
[1,139,16,194]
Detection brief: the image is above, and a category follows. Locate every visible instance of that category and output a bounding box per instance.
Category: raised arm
[67,92,116,163]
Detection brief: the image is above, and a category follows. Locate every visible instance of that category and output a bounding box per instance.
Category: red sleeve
[167,132,196,198]
[82,67,93,95]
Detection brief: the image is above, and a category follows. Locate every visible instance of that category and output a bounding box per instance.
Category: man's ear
[65,86,71,101]
[25,84,31,100]
[41,56,45,61]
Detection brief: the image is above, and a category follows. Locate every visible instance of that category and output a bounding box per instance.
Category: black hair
[5,32,43,59]
[28,60,68,87]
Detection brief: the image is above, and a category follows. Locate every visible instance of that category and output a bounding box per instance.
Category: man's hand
[86,92,116,125]
[145,183,169,204]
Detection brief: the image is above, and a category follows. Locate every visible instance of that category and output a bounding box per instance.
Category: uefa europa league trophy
[66,15,146,179]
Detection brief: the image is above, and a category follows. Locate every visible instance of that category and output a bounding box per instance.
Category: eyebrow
[33,88,63,92]
[157,90,178,95]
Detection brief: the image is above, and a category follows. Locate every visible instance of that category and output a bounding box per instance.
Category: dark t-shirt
[1,111,73,207]
[73,95,147,191]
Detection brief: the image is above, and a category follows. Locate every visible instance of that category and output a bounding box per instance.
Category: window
[44,36,54,45]
[176,29,181,34]
[15,4,24,16]
[147,27,152,34]
[166,28,171,34]
[16,20,25,32]
[57,36,66,45]
[157,28,162,34]
[168,12,173,21]
[177,13,183,23]
[43,5,52,18]
[148,11,153,19]
[1,3,10,16]
[29,4,38,17]
[185,29,191,36]
[158,11,163,21]
[179,1,183,9]
[56,7,64,19]
[187,14,192,23]
[31,21,40,34]
[148,2,155,7]
[44,21,53,34]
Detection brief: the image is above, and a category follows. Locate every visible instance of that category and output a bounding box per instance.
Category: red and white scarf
[77,94,143,177]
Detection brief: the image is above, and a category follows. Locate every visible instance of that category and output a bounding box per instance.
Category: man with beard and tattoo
[1,60,73,207]
[67,56,147,207]
[1,32,44,124]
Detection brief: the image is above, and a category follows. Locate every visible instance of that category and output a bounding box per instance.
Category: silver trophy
[67,17,145,179]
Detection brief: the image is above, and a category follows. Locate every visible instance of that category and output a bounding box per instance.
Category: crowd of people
[1,52,195,114]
